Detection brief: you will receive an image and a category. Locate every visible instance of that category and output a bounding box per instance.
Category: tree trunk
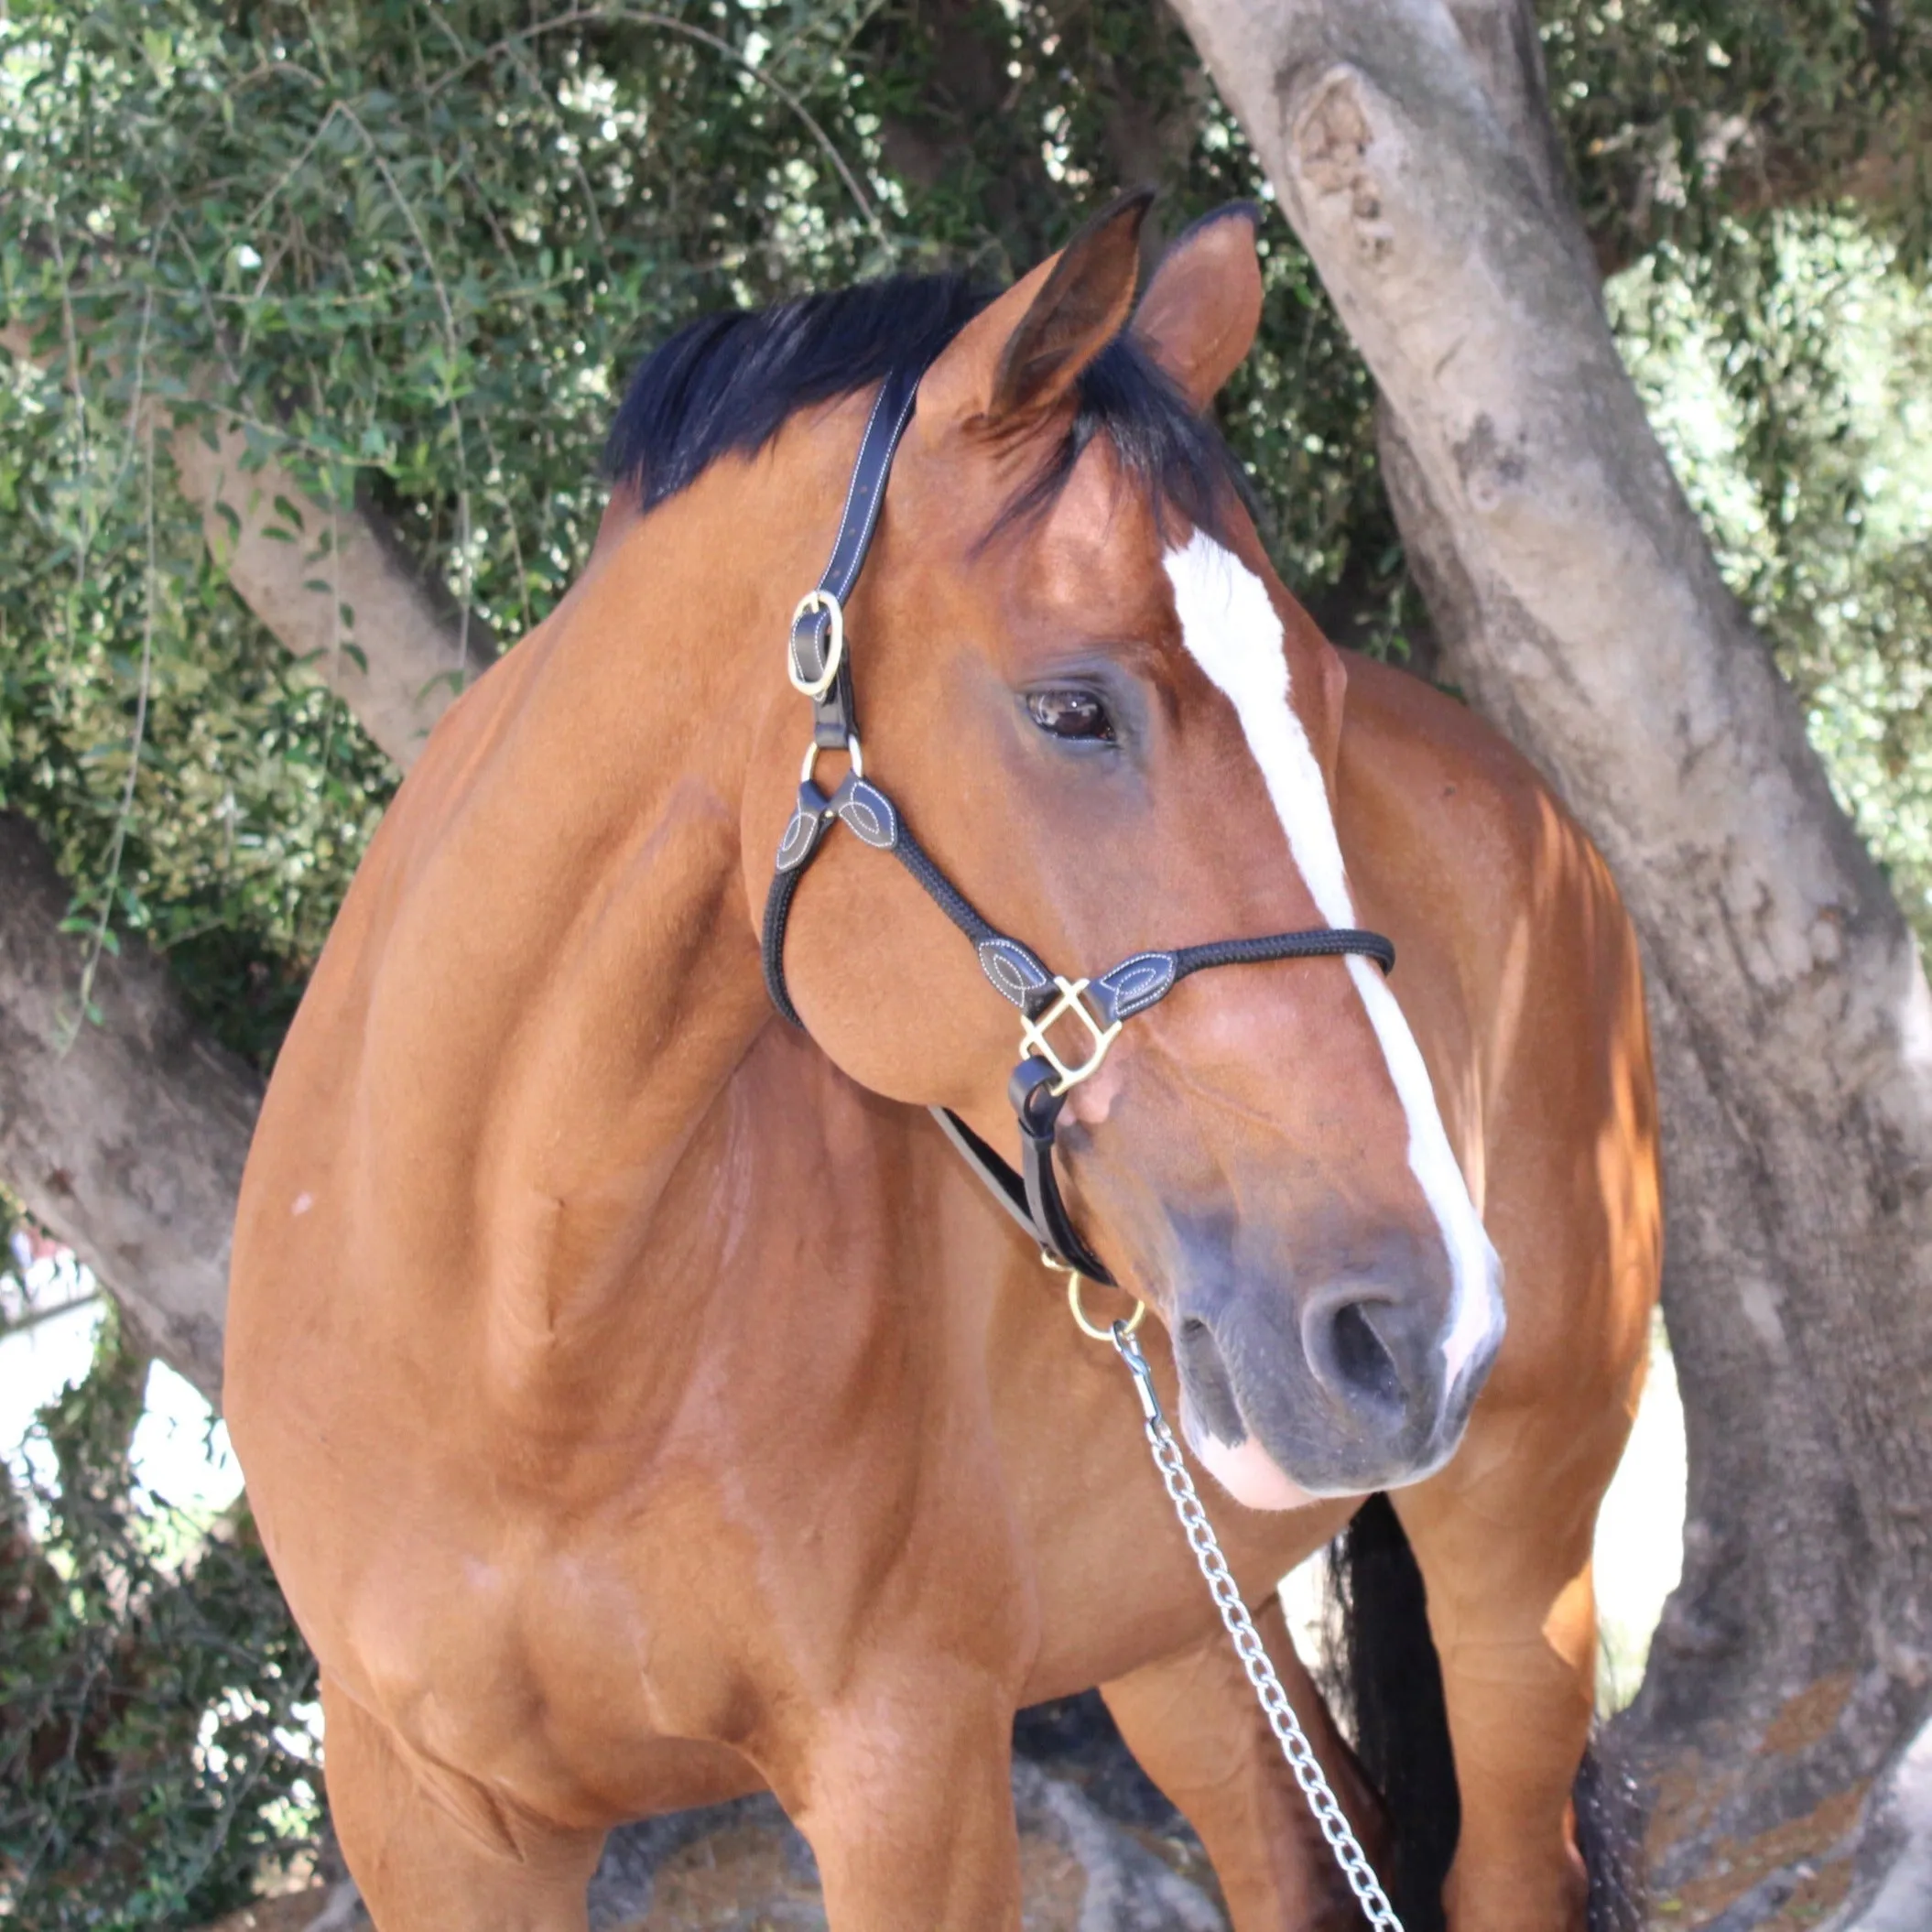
[0,815,261,1399]
[2,324,494,769]
[1166,0,1932,1919]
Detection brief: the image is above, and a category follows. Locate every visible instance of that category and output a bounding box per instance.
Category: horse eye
[1026,688,1115,743]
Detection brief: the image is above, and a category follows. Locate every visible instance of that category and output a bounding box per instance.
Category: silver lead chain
[1110,1319,1406,1932]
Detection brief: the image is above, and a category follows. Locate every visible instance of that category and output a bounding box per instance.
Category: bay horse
[225,192,1660,1932]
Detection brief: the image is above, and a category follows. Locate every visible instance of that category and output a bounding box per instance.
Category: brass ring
[788,590,845,700]
[799,733,863,785]
[1067,1270,1146,1343]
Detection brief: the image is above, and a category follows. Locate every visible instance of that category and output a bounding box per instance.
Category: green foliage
[0,353,396,1059]
[1613,214,1932,934]
[0,1309,320,1928]
[1546,0,1932,271]
[0,0,890,1059]
[0,1,1401,1071]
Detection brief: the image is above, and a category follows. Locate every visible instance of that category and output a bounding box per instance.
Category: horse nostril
[1308,1297,1406,1412]
[1174,1310,1246,1446]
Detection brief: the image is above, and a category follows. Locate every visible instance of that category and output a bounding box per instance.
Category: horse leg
[1393,1445,1615,1932]
[321,1678,604,1931]
[1102,1592,1384,1931]
[779,1675,1024,1931]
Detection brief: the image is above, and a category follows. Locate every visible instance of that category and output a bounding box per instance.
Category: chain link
[1110,1322,1406,1932]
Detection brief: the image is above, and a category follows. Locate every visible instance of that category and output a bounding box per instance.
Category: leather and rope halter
[760,362,1396,1293]
[759,362,1413,1931]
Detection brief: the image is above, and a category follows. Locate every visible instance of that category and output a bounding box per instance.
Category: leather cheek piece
[776,785,836,874]
[831,776,899,850]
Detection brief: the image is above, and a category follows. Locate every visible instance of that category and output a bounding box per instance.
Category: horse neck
[354,443,837,1342]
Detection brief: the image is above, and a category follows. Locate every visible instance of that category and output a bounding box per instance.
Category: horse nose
[1167,1221,1487,1497]
[1300,1284,1438,1431]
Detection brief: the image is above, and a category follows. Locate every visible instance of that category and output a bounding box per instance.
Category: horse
[224,191,1661,1932]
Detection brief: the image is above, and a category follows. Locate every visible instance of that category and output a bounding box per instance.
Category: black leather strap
[788,365,924,750]
[929,1084,1117,1286]
[1011,1059,1115,1285]
[930,1106,1037,1239]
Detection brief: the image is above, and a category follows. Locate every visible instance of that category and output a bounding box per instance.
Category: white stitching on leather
[839,780,898,849]
[776,810,819,871]
[1098,950,1177,1018]
[979,938,1048,1007]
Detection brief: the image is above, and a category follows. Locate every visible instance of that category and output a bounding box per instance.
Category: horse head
[737,195,1507,1507]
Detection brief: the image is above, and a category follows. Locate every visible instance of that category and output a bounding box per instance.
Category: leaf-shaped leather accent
[1095,950,1177,1023]
[977,937,1052,1009]
[835,777,899,850]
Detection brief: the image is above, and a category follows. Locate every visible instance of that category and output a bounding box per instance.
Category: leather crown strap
[761,364,1396,1287]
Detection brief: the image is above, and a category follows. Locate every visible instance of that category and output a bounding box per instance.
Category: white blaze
[1162,530,1503,1400]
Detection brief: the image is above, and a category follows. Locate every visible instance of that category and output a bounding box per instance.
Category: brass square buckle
[1019,976,1123,1095]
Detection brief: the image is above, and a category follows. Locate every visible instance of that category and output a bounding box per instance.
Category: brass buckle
[788,589,845,700]
[1019,976,1122,1096]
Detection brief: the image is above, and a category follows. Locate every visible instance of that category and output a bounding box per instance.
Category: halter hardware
[800,733,862,785]
[759,358,1397,1290]
[1020,977,1122,1095]
[787,589,846,701]
[1056,1251,1145,1341]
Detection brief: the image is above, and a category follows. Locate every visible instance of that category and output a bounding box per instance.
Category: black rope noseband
[761,363,1395,1286]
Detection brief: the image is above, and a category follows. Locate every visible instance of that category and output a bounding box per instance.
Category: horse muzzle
[1168,1228,1503,1507]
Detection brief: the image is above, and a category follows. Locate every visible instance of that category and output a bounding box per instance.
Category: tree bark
[0,815,259,1399]
[167,433,495,770]
[1164,0,1932,1919]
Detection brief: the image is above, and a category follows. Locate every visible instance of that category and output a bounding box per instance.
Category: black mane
[603,271,1247,537]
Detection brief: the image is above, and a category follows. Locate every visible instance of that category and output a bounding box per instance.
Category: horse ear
[1131,202,1264,411]
[921,189,1154,431]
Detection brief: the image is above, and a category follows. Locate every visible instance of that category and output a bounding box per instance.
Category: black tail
[1327,1493,1460,1932]
[1328,1494,1645,1932]
[1574,1728,1647,1932]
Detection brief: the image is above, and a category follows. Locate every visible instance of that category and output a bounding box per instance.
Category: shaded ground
[210,1694,1228,1932]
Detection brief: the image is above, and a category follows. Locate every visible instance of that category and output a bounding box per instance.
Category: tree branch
[0,815,259,1400]
[2,321,494,768]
